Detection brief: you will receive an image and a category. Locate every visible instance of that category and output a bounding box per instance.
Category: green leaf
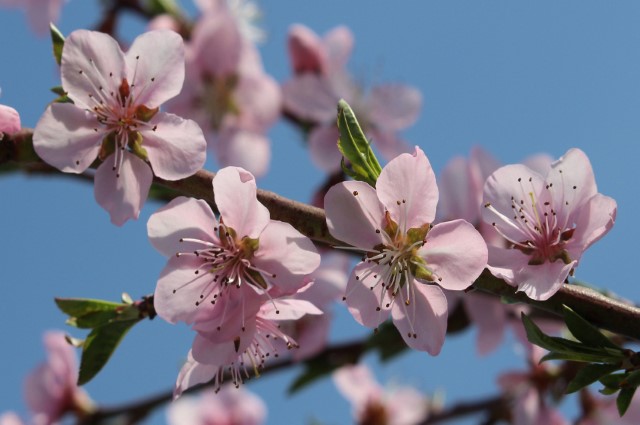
[78,319,140,385]
[336,99,382,186]
[56,298,123,318]
[618,387,637,416]
[562,305,620,350]
[69,310,122,329]
[566,363,621,393]
[600,372,627,389]
[541,351,623,364]
[50,23,65,66]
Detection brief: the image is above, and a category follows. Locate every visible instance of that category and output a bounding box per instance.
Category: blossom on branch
[168,385,266,425]
[33,29,206,225]
[283,24,421,172]
[24,331,93,425]
[334,364,430,425]
[325,147,488,354]
[482,148,617,300]
[0,0,63,36]
[0,104,20,136]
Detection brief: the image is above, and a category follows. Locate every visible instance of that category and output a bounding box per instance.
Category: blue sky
[1,1,639,424]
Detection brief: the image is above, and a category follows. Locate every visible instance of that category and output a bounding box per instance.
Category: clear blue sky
[1,1,639,424]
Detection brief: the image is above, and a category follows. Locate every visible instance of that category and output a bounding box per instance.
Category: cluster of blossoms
[148,166,323,395]
[283,24,422,172]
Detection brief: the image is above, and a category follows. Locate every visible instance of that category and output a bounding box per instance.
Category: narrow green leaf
[50,23,65,66]
[617,387,637,416]
[56,298,123,318]
[600,372,627,389]
[599,387,619,396]
[563,305,620,350]
[336,99,382,186]
[566,363,620,393]
[78,319,140,385]
[541,352,623,364]
[624,369,640,388]
[70,310,122,329]
[50,86,66,96]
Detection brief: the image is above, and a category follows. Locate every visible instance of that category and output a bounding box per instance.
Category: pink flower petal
[33,103,104,173]
[325,181,386,248]
[368,129,412,163]
[147,197,218,258]
[418,219,488,291]
[142,112,206,181]
[391,282,447,355]
[94,151,153,226]
[191,332,251,365]
[571,193,617,254]
[515,260,575,301]
[125,30,186,108]
[0,412,24,425]
[288,24,327,74]
[60,30,126,110]
[334,365,382,410]
[234,72,281,131]
[308,125,341,172]
[252,220,321,293]
[191,12,242,76]
[323,26,354,73]
[344,263,392,329]
[0,104,20,135]
[154,256,216,324]
[174,351,218,398]
[260,298,322,321]
[437,156,478,222]
[546,148,598,217]
[282,74,338,122]
[376,146,438,229]
[367,84,422,131]
[215,129,271,178]
[291,313,332,361]
[212,166,270,238]
[24,0,63,36]
[464,293,506,355]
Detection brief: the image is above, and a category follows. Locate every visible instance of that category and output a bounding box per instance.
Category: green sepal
[130,132,148,161]
[77,318,140,385]
[145,0,182,17]
[56,298,123,319]
[50,23,65,66]
[618,387,637,416]
[336,99,382,187]
[562,305,621,350]
[566,363,621,394]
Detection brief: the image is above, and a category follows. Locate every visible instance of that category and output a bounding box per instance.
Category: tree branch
[2,130,640,341]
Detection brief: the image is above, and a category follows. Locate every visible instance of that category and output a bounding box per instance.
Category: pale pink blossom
[24,331,93,425]
[195,0,265,43]
[148,166,321,338]
[482,148,617,300]
[167,8,280,177]
[325,147,488,354]
[167,386,266,425]
[33,29,206,226]
[577,391,640,425]
[0,104,20,136]
[334,364,429,425]
[174,295,321,396]
[0,0,64,36]
[0,412,25,425]
[283,25,421,172]
[498,346,568,425]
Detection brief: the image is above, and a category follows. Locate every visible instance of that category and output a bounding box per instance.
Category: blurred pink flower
[325,147,487,354]
[33,29,206,226]
[148,166,320,339]
[0,412,25,425]
[0,0,64,36]
[577,391,640,425]
[167,7,280,177]
[24,331,93,425]
[498,346,567,425]
[195,0,265,43]
[168,385,266,425]
[0,104,20,136]
[283,24,421,172]
[482,148,617,300]
[334,364,429,425]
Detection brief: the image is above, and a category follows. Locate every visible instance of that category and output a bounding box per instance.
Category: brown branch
[2,130,640,341]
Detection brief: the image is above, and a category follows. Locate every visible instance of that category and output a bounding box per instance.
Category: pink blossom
[0,413,25,425]
[334,364,429,425]
[498,346,568,425]
[283,25,421,172]
[167,8,280,177]
[577,391,640,425]
[482,148,617,300]
[167,386,266,425]
[0,104,20,136]
[194,0,266,43]
[174,295,321,396]
[324,147,488,354]
[32,29,206,226]
[148,166,321,336]
[24,331,93,425]
[0,0,64,36]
